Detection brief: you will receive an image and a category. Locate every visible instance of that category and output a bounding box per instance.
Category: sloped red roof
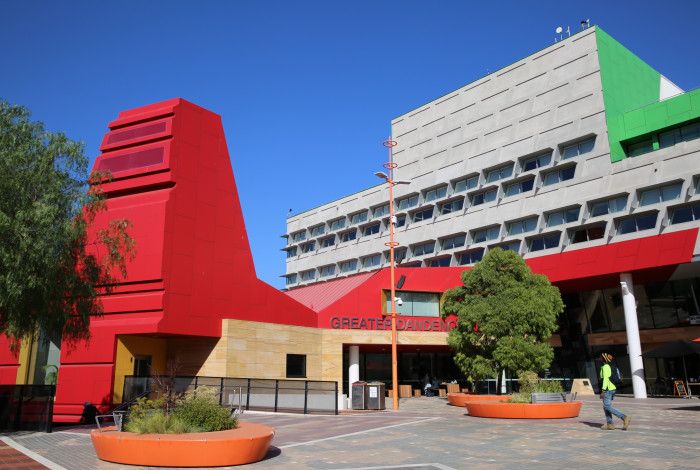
[285,272,376,312]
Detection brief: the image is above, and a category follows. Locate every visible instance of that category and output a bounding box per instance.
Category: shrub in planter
[174,388,238,432]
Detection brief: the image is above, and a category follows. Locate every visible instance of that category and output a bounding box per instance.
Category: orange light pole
[376,137,408,411]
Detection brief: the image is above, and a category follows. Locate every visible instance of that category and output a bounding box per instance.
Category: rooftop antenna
[580,19,590,30]
[555,26,563,42]
[566,25,571,37]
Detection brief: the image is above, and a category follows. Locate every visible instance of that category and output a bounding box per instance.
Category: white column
[348,345,360,401]
[500,369,507,394]
[620,272,647,399]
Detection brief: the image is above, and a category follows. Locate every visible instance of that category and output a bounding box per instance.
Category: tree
[0,100,134,349]
[441,248,564,392]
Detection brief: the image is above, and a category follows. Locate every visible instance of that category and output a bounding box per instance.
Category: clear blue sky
[2,1,699,288]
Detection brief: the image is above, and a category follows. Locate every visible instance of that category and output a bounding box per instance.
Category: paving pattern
[2,395,699,470]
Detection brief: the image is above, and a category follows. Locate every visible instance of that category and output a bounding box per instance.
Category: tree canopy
[441,248,564,384]
[0,100,134,349]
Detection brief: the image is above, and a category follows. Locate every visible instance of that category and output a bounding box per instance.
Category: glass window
[385,291,440,317]
[570,224,606,244]
[285,274,297,285]
[504,177,534,197]
[424,186,448,202]
[394,214,406,227]
[286,246,297,258]
[471,188,497,206]
[339,259,357,272]
[472,226,500,243]
[454,175,479,193]
[362,254,381,268]
[300,269,316,281]
[492,241,520,253]
[458,249,484,265]
[441,234,466,250]
[507,216,538,235]
[300,241,315,253]
[439,198,464,215]
[363,223,380,236]
[309,225,325,237]
[339,229,357,243]
[522,152,552,171]
[542,165,575,186]
[646,282,678,328]
[329,218,345,231]
[291,231,306,243]
[546,207,580,227]
[412,207,434,222]
[412,241,435,256]
[617,213,657,235]
[350,211,368,225]
[561,137,596,159]
[286,354,306,378]
[590,195,627,217]
[659,128,681,149]
[639,182,682,206]
[681,121,700,141]
[397,195,419,211]
[627,139,653,157]
[529,233,560,252]
[320,235,335,248]
[485,163,514,183]
[319,265,335,277]
[427,256,451,267]
[671,202,700,225]
[372,204,390,218]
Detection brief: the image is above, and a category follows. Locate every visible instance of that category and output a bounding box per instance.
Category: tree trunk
[496,368,503,395]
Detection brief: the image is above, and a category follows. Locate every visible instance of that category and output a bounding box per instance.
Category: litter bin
[367,382,386,410]
[351,381,368,410]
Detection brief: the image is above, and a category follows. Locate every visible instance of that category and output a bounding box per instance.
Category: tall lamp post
[375,137,409,411]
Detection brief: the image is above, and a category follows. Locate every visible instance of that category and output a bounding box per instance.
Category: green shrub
[127,396,166,420]
[124,410,197,434]
[536,379,563,393]
[173,388,238,432]
[516,370,564,395]
[509,392,531,403]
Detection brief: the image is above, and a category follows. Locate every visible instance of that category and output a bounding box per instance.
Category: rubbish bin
[351,381,368,410]
[367,382,386,410]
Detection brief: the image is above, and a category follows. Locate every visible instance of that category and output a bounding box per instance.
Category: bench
[531,392,566,403]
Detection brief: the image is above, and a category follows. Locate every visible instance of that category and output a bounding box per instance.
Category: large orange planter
[91,422,274,467]
[465,401,582,419]
[447,393,511,407]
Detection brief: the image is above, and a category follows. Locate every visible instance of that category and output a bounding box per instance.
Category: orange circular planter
[465,401,582,419]
[447,393,511,407]
[91,422,274,467]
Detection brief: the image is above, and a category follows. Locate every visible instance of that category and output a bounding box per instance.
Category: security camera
[395,297,403,307]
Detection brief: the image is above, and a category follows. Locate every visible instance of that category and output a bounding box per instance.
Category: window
[396,195,419,211]
[339,259,358,273]
[470,188,497,206]
[492,241,520,253]
[339,229,357,243]
[385,291,440,317]
[441,234,466,250]
[561,137,595,159]
[522,152,552,171]
[671,202,700,224]
[485,163,514,183]
[454,175,479,193]
[412,207,434,222]
[472,226,500,243]
[291,231,306,243]
[659,121,700,148]
[617,212,657,235]
[363,223,380,236]
[504,177,534,197]
[320,235,335,248]
[542,165,575,186]
[424,185,448,202]
[626,138,653,157]
[285,274,297,285]
[300,241,315,253]
[507,216,538,235]
[329,218,346,231]
[285,246,297,258]
[427,256,451,267]
[412,241,435,256]
[458,249,484,265]
[590,195,627,217]
[309,225,325,237]
[319,265,335,277]
[372,204,390,218]
[286,354,306,378]
[570,224,606,244]
[362,254,382,268]
[546,207,580,227]
[349,211,368,225]
[639,182,682,206]
[529,233,560,252]
[385,248,407,264]
[300,269,316,281]
[438,198,464,215]
[394,214,406,227]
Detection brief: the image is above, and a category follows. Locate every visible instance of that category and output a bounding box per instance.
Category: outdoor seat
[531,392,566,403]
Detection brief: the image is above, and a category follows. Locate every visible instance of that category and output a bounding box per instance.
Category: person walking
[599,352,631,430]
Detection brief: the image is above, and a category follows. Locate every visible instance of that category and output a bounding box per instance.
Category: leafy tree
[0,100,134,349]
[441,248,564,392]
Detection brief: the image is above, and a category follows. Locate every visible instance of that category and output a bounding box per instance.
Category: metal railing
[474,377,573,394]
[0,385,55,433]
[123,376,338,415]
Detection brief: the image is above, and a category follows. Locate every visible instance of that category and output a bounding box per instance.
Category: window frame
[286,354,307,378]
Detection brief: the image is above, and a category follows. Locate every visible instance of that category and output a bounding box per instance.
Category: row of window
[286,136,597,246]
[626,120,700,157]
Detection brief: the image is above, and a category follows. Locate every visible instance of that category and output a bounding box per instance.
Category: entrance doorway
[133,355,152,377]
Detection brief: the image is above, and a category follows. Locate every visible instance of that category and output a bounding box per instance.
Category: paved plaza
[1,396,699,470]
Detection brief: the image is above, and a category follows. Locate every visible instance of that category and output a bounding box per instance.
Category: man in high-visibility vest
[600,352,631,430]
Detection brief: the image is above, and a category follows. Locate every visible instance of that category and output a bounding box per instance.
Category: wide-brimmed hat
[601,352,613,362]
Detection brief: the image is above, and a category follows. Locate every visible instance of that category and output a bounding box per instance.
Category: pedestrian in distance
[599,352,631,430]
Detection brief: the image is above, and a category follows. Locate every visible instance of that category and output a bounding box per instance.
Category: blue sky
[2,1,699,288]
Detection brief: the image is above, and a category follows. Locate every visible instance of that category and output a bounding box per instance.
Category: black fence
[474,377,573,395]
[123,376,338,415]
[0,385,54,433]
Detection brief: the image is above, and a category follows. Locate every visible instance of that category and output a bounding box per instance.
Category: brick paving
[0,440,47,469]
[2,395,699,469]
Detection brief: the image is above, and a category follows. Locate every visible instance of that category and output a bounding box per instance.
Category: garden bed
[465,401,582,419]
[91,422,274,467]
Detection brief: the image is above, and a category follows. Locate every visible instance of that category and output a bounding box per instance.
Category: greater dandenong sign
[329,316,456,332]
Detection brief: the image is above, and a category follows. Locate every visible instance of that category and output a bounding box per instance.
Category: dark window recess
[363,223,380,236]
[458,249,484,265]
[671,202,700,225]
[617,213,657,235]
[106,121,167,144]
[529,233,560,252]
[570,225,606,244]
[427,257,451,267]
[627,139,653,157]
[97,147,165,173]
[412,207,434,222]
[286,354,306,378]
